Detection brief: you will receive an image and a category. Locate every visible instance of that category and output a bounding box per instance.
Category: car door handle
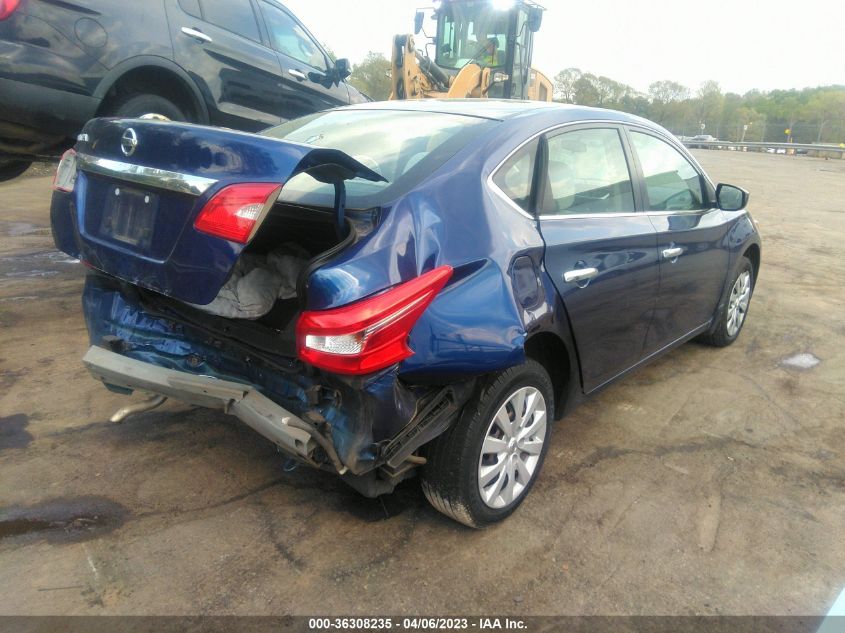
[563,267,598,283]
[181,27,212,43]
[288,68,307,80]
[662,247,684,260]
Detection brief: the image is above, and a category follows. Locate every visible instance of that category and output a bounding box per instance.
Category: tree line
[346,52,845,145]
[553,68,845,144]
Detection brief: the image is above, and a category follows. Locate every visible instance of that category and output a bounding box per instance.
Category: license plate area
[100,185,159,249]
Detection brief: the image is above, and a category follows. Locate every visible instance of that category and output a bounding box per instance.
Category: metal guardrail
[681,139,845,156]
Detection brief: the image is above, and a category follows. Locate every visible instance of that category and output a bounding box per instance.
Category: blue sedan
[50,100,761,527]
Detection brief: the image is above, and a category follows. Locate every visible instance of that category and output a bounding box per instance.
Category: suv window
[199,0,261,42]
[541,128,634,215]
[259,1,327,71]
[178,0,201,18]
[630,131,705,211]
[492,139,538,213]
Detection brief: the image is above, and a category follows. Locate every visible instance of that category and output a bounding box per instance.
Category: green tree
[349,52,392,102]
[806,91,845,142]
[572,73,600,106]
[594,75,635,108]
[553,67,581,103]
[695,80,724,137]
[647,80,690,124]
[548,67,845,143]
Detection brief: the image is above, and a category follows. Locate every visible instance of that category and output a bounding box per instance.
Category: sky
[283,0,844,95]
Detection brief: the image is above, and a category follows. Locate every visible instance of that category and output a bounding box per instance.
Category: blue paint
[53,118,381,305]
[52,102,762,473]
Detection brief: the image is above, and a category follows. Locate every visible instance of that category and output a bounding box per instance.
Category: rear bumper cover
[77,272,464,477]
[83,345,318,461]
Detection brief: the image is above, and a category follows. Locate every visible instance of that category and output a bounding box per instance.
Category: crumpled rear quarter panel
[82,275,423,474]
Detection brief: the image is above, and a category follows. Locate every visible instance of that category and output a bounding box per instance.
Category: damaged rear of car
[51,106,533,515]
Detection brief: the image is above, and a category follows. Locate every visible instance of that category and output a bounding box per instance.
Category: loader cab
[431,0,543,98]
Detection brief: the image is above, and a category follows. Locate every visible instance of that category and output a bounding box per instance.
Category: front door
[536,126,660,392]
[626,129,731,352]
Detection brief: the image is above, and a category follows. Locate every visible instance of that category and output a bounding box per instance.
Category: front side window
[259,1,327,71]
[435,1,509,69]
[540,128,635,216]
[630,131,705,211]
[199,0,260,42]
[491,139,538,212]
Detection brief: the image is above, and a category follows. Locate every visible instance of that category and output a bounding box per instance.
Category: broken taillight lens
[193,182,282,244]
[296,265,453,375]
[0,0,21,20]
[52,149,78,193]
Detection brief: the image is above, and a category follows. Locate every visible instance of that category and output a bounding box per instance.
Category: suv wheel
[700,256,754,347]
[421,360,553,528]
[0,159,33,182]
[111,94,188,121]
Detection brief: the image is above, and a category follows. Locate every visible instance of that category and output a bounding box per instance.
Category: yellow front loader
[390,0,552,102]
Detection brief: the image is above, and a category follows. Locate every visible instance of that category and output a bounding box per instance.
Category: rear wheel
[421,360,553,528]
[0,159,33,182]
[110,94,188,122]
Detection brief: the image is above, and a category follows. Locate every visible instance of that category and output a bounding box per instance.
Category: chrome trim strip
[539,211,642,220]
[537,208,725,221]
[76,154,217,196]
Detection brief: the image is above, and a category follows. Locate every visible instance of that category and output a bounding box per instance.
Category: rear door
[534,125,660,392]
[254,0,349,119]
[167,0,286,129]
[626,129,731,352]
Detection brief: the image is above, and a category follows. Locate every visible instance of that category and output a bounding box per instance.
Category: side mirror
[414,10,424,34]
[528,7,543,32]
[334,58,351,80]
[716,183,749,211]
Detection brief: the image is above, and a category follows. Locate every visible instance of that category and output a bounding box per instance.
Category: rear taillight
[0,0,21,20]
[296,265,453,375]
[52,149,77,193]
[194,182,282,244]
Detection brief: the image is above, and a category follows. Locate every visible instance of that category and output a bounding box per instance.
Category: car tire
[0,159,33,182]
[699,256,754,347]
[111,94,188,122]
[421,360,553,528]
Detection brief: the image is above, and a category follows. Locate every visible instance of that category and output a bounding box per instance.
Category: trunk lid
[55,118,382,305]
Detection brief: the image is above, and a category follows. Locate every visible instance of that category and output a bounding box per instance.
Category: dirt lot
[0,151,843,616]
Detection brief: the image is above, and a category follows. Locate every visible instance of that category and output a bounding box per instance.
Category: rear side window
[492,139,538,213]
[630,131,705,211]
[259,1,327,71]
[199,0,261,42]
[541,128,634,215]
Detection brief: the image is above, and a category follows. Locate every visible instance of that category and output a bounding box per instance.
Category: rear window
[262,110,497,208]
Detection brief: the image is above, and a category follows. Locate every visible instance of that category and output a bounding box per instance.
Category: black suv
[0,0,364,180]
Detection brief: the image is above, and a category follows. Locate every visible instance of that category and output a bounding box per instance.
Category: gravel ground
[0,150,843,616]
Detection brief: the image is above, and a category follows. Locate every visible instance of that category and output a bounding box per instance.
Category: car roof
[340,99,655,126]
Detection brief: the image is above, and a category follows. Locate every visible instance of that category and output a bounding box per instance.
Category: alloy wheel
[727,270,751,337]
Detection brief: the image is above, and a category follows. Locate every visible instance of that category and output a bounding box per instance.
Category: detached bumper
[83,345,317,461]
